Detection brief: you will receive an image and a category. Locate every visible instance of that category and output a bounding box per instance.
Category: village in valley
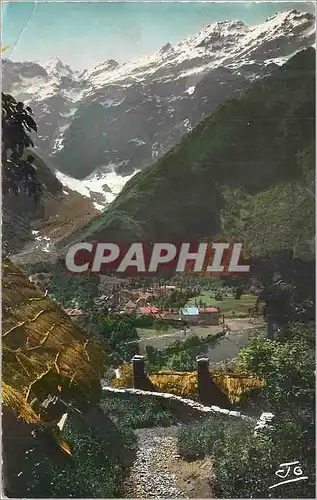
[61,274,265,355]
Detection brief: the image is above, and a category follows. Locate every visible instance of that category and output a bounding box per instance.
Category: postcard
[2,1,315,498]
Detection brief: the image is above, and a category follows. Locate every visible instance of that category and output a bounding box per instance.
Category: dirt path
[124,426,214,499]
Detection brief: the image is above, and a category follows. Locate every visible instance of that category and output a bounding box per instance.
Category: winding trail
[124,426,215,498]
[124,426,187,498]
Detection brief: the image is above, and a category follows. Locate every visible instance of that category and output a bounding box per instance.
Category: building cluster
[124,302,220,325]
[63,281,220,326]
[179,306,220,325]
[92,284,178,314]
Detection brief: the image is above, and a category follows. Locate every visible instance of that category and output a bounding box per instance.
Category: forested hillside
[66,48,314,262]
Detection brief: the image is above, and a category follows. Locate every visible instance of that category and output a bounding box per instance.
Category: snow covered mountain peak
[264,8,313,23]
[159,42,174,55]
[211,19,247,29]
[43,56,74,78]
[94,59,119,71]
[3,9,315,210]
[258,8,315,37]
[85,59,120,81]
[185,19,248,51]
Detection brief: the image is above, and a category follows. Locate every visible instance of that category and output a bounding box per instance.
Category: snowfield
[55,167,140,209]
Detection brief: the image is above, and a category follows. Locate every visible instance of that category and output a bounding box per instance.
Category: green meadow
[186,292,258,317]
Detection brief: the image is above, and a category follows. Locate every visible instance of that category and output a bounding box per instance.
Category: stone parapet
[102,385,254,423]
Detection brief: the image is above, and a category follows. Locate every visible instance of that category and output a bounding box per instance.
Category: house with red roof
[125,300,137,313]
[198,306,220,325]
[139,306,160,316]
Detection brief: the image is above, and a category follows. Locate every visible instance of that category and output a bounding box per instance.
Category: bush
[100,393,178,428]
[177,414,232,460]
[133,314,155,328]
[14,412,137,498]
[234,287,243,299]
[177,414,315,498]
[145,332,226,372]
[176,322,315,497]
[236,324,315,413]
[92,315,139,365]
[212,417,315,498]
[213,323,315,497]
[153,319,169,331]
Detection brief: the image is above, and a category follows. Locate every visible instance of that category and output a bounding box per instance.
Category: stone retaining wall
[102,386,255,423]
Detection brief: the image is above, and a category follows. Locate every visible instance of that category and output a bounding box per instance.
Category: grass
[186,292,257,317]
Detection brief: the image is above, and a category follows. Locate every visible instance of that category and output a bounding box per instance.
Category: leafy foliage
[2,93,43,203]
[145,331,226,372]
[212,416,314,498]
[176,322,315,498]
[237,323,315,414]
[45,265,139,365]
[92,314,139,365]
[100,392,178,428]
[142,332,222,372]
[47,263,100,310]
[152,289,190,309]
[11,412,137,498]
[177,413,245,460]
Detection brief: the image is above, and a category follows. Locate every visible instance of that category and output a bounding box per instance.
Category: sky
[2,1,316,71]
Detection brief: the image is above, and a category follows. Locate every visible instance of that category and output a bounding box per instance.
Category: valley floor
[138,317,265,353]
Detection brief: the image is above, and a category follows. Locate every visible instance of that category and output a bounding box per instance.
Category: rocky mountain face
[60,47,315,268]
[2,57,88,156]
[2,150,99,259]
[2,9,315,205]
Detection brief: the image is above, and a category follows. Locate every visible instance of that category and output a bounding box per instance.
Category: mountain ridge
[3,8,315,206]
[56,47,314,268]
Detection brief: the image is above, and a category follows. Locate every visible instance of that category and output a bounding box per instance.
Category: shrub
[153,319,169,331]
[14,412,137,498]
[236,324,315,413]
[177,414,231,460]
[234,287,243,299]
[145,332,226,372]
[209,322,315,498]
[177,414,315,498]
[100,393,178,428]
[212,417,315,498]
